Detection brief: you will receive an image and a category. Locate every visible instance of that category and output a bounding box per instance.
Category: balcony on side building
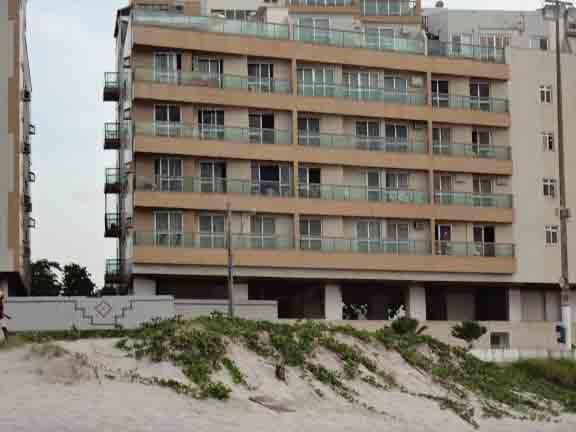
[434,192,513,209]
[105,168,124,194]
[105,213,122,238]
[432,93,509,114]
[103,72,120,102]
[104,123,121,150]
[298,183,429,205]
[299,132,427,154]
[435,241,515,258]
[105,258,125,284]
[432,141,511,160]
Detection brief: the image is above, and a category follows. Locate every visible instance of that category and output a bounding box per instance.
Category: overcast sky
[27,0,546,286]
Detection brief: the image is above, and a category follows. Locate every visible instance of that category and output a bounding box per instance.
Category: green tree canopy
[61,263,96,297]
[30,259,62,296]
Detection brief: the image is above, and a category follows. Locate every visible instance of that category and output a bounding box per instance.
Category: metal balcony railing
[105,213,121,238]
[105,258,123,282]
[436,241,515,257]
[104,123,121,150]
[134,122,292,145]
[298,82,427,105]
[134,69,291,94]
[434,192,513,209]
[432,142,511,160]
[103,72,120,101]
[105,168,124,194]
[298,183,429,204]
[299,133,427,153]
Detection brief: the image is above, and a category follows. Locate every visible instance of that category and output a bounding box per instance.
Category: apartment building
[0,0,34,297]
[102,0,576,326]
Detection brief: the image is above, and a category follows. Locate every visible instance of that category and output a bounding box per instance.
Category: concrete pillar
[406,285,426,321]
[133,277,157,296]
[324,284,343,321]
[235,283,249,302]
[545,290,561,322]
[508,288,522,322]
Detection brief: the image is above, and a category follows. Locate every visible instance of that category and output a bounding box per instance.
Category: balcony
[432,94,509,113]
[298,82,427,105]
[105,259,125,284]
[134,69,291,94]
[433,142,511,160]
[299,133,427,154]
[359,0,419,16]
[103,72,120,102]
[135,122,292,145]
[104,123,121,150]
[136,176,293,197]
[434,192,513,209]
[300,237,430,255]
[428,40,506,64]
[288,0,355,6]
[436,241,515,258]
[105,213,121,238]
[299,183,429,204]
[23,195,32,213]
[105,168,124,194]
[134,232,294,250]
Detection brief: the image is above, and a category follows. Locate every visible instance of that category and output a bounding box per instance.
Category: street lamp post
[545,0,573,350]
[227,201,235,317]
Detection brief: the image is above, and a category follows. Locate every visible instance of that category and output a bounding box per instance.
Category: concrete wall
[175,299,278,320]
[5,296,175,331]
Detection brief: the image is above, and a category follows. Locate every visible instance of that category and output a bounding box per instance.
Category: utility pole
[226,201,235,317]
[546,0,573,350]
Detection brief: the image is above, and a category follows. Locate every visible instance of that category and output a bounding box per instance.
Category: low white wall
[175,299,278,320]
[471,349,576,363]
[6,296,175,331]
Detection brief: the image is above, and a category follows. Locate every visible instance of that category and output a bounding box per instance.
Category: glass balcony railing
[299,184,429,204]
[135,176,293,198]
[360,0,418,16]
[433,142,511,160]
[432,93,509,113]
[427,40,506,64]
[134,232,294,250]
[436,241,515,257]
[288,0,355,6]
[298,82,427,105]
[299,133,427,153]
[134,69,291,94]
[301,237,431,255]
[132,11,505,63]
[135,122,292,145]
[434,192,513,209]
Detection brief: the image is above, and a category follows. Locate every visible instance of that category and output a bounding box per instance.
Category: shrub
[391,317,427,336]
[451,321,487,349]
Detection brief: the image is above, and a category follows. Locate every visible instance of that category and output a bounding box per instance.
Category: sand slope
[0,339,575,432]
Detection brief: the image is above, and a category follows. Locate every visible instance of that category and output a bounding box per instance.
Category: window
[298,117,321,146]
[365,27,396,50]
[250,215,276,249]
[388,222,410,254]
[490,332,510,349]
[154,52,181,83]
[249,113,275,144]
[546,225,559,245]
[451,33,473,56]
[154,211,183,247]
[297,17,330,43]
[472,129,493,157]
[199,214,226,248]
[356,220,382,252]
[299,166,321,199]
[210,9,257,20]
[193,57,223,88]
[385,123,408,151]
[251,163,292,197]
[300,218,322,250]
[479,33,510,61]
[199,161,226,193]
[431,80,449,107]
[432,127,451,154]
[198,109,224,139]
[154,105,181,137]
[361,0,413,16]
[343,70,380,100]
[297,67,335,97]
[154,158,183,192]
[366,169,383,201]
[470,81,491,111]
[355,120,381,150]
[540,85,553,104]
[248,63,274,93]
[542,131,555,151]
[386,171,409,190]
[543,178,557,198]
[530,37,549,51]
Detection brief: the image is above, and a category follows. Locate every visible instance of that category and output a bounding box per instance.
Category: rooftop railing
[298,82,427,105]
[298,183,429,204]
[299,133,427,153]
[436,241,515,257]
[134,69,291,94]
[132,11,506,63]
[135,122,292,145]
[432,142,511,160]
[434,192,513,209]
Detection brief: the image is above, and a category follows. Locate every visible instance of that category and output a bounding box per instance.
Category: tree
[451,321,487,350]
[390,317,428,336]
[30,260,62,296]
[61,264,96,297]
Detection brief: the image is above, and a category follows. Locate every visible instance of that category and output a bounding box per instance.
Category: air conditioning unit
[411,76,425,88]
[413,221,427,231]
[22,89,32,102]
[495,177,508,187]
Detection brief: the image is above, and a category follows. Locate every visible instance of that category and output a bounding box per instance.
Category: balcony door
[299,166,321,199]
[198,109,224,140]
[472,128,493,157]
[432,127,451,154]
[383,75,408,102]
[365,169,383,201]
[431,80,449,107]
[300,218,322,250]
[343,70,380,100]
[297,17,330,43]
[470,81,490,111]
[154,211,183,247]
[385,123,408,151]
[435,174,454,205]
[365,27,396,51]
[451,33,473,57]
[198,214,226,248]
[154,158,183,192]
[355,120,381,150]
[248,63,273,92]
[473,176,494,207]
[297,67,335,97]
[251,163,291,197]
[199,161,226,193]
[356,220,382,253]
[194,57,223,87]
[250,215,276,249]
[473,225,496,257]
[249,112,275,144]
[436,224,452,256]
[154,104,181,137]
[386,171,410,202]
[388,222,410,254]
[154,52,181,83]
[298,117,321,146]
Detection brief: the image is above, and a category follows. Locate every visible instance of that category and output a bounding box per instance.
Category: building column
[324,284,343,321]
[133,277,157,296]
[235,283,249,302]
[406,285,426,321]
[508,288,522,322]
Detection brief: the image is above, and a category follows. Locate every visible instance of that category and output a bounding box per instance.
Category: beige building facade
[0,0,33,297]
[102,0,576,334]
